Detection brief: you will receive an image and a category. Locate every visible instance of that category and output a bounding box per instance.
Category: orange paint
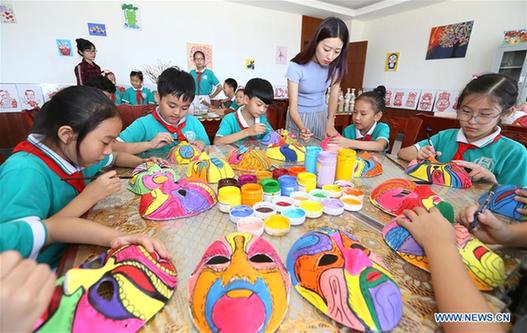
[342,198,361,205]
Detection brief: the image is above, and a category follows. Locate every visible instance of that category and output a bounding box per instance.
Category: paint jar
[340,195,363,211]
[272,168,288,180]
[255,170,272,183]
[264,215,291,236]
[336,148,356,181]
[335,180,354,189]
[297,172,316,193]
[342,188,365,201]
[304,146,322,174]
[261,178,281,202]
[253,201,277,220]
[237,216,264,237]
[229,205,254,224]
[278,175,298,197]
[272,196,296,213]
[317,151,337,188]
[326,143,340,152]
[300,200,324,218]
[218,177,239,190]
[238,174,257,187]
[322,184,342,198]
[218,186,241,213]
[322,198,345,216]
[309,189,330,202]
[241,183,263,207]
[290,191,310,206]
[282,207,306,226]
[288,166,306,177]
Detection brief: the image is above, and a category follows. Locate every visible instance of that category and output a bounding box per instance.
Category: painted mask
[186,152,235,184]
[168,141,204,165]
[369,178,443,216]
[353,152,383,178]
[227,145,273,171]
[33,245,177,333]
[264,129,305,162]
[128,161,180,195]
[405,157,472,188]
[383,219,505,291]
[286,228,402,332]
[139,178,217,220]
[479,185,527,221]
[188,232,291,333]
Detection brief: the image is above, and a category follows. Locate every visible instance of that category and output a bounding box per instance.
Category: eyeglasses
[457,109,501,125]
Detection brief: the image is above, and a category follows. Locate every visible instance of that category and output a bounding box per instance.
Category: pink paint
[212,293,266,332]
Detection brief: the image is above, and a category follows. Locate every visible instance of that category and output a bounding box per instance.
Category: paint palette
[405,157,472,188]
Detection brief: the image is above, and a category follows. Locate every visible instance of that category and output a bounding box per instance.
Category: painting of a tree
[426,21,474,60]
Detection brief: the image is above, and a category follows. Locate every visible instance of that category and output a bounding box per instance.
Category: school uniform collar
[132,86,143,92]
[27,134,83,175]
[355,122,377,139]
[236,107,260,128]
[196,68,206,74]
[456,127,502,148]
[155,107,186,126]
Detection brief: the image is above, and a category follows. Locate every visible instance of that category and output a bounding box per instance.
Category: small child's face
[193,54,205,69]
[223,83,234,97]
[158,93,191,125]
[76,116,122,167]
[130,76,143,89]
[106,73,116,85]
[352,99,382,131]
[458,93,503,141]
[235,91,245,106]
[244,96,268,118]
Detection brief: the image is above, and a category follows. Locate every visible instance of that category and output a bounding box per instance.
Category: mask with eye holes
[188,232,291,333]
[139,178,217,220]
[286,228,402,332]
[128,161,180,195]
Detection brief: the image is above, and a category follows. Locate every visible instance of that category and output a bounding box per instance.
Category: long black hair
[457,73,518,113]
[356,86,386,114]
[75,38,95,56]
[291,17,349,82]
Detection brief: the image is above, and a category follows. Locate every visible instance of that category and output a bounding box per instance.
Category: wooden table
[62,147,526,332]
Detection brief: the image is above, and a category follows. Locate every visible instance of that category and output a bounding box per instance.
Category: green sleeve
[210,71,220,86]
[376,123,390,141]
[342,125,355,139]
[0,218,48,259]
[119,117,148,143]
[216,114,235,137]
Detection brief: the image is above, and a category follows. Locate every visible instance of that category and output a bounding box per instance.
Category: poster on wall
[504,29,527,45]
[16,84,45,109]
[392,89,407,108]
[433,90,460,114]
[274,86,288,99]
[187,43,213,70]
[122,3,141,30]
[401,90,420,110]
[41,84,70,102]
[56,39,73,56]
[385,52,400,71]
[426,20,474,60]
[417,90,436,112]
[276,46,288,65]
[0,3,16,24]
[0,84,20,112]
[245,59,255,70]
[384,88,394,107]
[88,23,107,36]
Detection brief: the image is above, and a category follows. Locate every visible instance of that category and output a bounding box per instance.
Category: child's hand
[83,170,121,202]
[453,160,497,184]
[246,123,267,137]
[416,145,441,159]
[149,132,173,150]
[214,108,225,116]
[300,128,313,142]
[456,204,512,244]
[515,188,527,217]
[328,135,351,148]
[111,235,169,258]
[0,251,56,333]
[396,207,456,252]
[143,156,169,165]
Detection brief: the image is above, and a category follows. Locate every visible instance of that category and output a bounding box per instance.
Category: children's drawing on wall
[385,52,399,71]
[384,89,393,107]
[503,29,527,45]
[56,39,73,56]
[187,43,213,70]
[16,84,45,109]
[276,46,288,65]
[426,20,474,60]
[0,84,20,112]
[41,84,69,102]
[274,86,288,98]
[245,59,255,70]
[88,23,107,36]
[393,90,405,107]
[417,91,436,112]
[402,90,420,110]
[122,3,140,29]
[0,3,16,24]
[433,90,459,114]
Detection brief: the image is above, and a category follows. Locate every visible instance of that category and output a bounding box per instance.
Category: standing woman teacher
[285,17,349,140]
[74,38,101,86]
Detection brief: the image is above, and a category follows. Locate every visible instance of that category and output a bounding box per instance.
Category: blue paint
[278,175,298,197]
[283,208,305,219]
[230,205,253,217]
[304,146,321,173]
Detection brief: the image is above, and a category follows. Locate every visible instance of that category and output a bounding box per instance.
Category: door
[301,16,322,51]
[341,41,368,91]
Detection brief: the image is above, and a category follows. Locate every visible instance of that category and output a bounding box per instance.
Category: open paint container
[229,205,254,223]
[218,186,241,213]
[309,189,330,202]
[272,196,295,213]
[340,195,363,211]
[253,201,277,219]
[322,198,345,216]
[290,191,310,206]
[264,215,291,236]
[300,200,324,218]
[237,216,264,236]
[282,207,306,226]
[322,184,343,198]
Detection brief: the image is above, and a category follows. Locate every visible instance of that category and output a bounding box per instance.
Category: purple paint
[369,279,403,331]
[322,199,344,209]
[238,174,257,187]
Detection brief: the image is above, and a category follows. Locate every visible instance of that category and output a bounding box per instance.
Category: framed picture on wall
[122,3,141,30]
[385,52,400,71]
[88,23,107,36]
[16,84,44,109]
[426,21,474,60]
[417,90,436,112]
[187,43,213,70]
[56,39,73,56]
[0,83,21,112]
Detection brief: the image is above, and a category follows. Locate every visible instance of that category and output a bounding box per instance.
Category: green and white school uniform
[215,107,273,145]
[121,86,156,105]
[342,122,390,142]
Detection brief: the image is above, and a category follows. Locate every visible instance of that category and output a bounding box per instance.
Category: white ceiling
[318,0,385,10]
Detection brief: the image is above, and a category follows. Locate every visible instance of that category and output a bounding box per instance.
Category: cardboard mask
[128,161,180,195]
[286,228,402,332]
[478,185,527,221]
[168,141,204,165]
[33,245,177,333]
[186,152,235,184]
[353,152,383,178]
[188,232,291,333]
[264,129,305,162]
[405,157,472,188]
[227,145,273,171]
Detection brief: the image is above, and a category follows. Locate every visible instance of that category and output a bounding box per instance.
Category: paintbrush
[470,184,499,230]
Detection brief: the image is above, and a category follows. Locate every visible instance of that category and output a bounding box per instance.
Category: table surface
[66,146,526,333]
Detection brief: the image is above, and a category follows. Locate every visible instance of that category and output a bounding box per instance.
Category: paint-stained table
[61,146,527,332]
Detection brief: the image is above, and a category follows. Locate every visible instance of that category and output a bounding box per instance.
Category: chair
[117,104,156,129]
[381,115,423,154]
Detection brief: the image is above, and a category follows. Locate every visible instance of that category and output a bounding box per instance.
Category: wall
[0,1,301,89]
[359,0,526,90]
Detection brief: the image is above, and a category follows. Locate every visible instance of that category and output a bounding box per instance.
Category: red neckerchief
[151,110,187,142]
[110,93,116,103]
[135,89,144,104]
[452,134,502,160]
[358,134,372,141]
[235,111,256,142]
[196,71,203,95]
[12,141,86,192]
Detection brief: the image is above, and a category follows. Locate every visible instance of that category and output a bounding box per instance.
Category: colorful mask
[405,157,472,188]
[128,161,180,195]
[33,245,177,333]
[168,141,204,165]
[264,129,305,162]
[369,178,443,216]
[139,178,217,220]
[188,232,291,333]
[383,220,505,291]
[286,228,402,332]
[227,145,273,171]
[353,152,383,178]
[479,185,527,221]
[186,152,235,184]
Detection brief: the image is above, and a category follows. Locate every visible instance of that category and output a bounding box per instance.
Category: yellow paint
[144,188,169,215]
[322,184,341,193]
[218,186,241,206]
[115,274,165,319]
[336,148,356,181]
[295,285,328,313]
[227,290,253,298]
[265,215,290,229]
[344,271,377,330]
[300,200,323,212]
[297,172,317,192]
[342,198,361,205]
